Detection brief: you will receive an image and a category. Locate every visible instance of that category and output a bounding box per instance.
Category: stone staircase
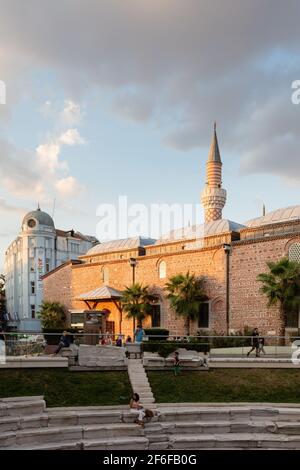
[2,397,300,449]
[127,358,156,408]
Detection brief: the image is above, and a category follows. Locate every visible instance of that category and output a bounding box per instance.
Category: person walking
[259,335,266,355]
[129,393,145,427]
[173,351,181,376]
[247,328,260,357]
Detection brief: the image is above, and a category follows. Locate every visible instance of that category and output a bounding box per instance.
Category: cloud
[0,139,44,198]
[0,198,26,214]
[112,93,153,122]
[0,0,299,183]
[60,100,83,127]
[59,128,85,145]
[36,141,67,173]
[55,176,85,197]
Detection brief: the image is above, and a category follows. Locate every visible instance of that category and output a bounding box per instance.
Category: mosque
[43,126,300,338]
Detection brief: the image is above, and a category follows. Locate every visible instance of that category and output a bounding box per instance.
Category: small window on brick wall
[102,266,109,283]
[289,243,300,263]
[198,302,209,329]
[158,261,166,279]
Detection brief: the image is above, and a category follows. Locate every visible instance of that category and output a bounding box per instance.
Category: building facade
[43,127,300,338]
[5,207,98,331]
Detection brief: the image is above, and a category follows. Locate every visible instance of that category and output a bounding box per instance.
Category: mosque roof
[245,205,300,228]
[155,219,245,245]
[76,285,123,300]
[85,236,156,255]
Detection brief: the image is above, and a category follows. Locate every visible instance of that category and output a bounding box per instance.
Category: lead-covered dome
[22,207,55,230]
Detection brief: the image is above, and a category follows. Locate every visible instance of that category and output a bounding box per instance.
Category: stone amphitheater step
[8,436,149,451]
[0,396,44,403]
[0,423,144,448]
[157,406,300,423]
[82,437,148,450]
[157,420,277,434]
[48,410,122,425]
[0,399,46,418]
[168,433,300,450]
[9,441,82,450]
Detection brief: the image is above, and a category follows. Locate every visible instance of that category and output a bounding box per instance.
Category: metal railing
[0,331,299,359]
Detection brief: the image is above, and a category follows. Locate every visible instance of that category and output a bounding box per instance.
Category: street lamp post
[129,257,137,284]
[223,243,231,335]
[129,257,138,334]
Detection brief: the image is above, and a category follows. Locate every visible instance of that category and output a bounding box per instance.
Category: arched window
[289,243,300,263]
[158,260,166,279]
[101,266,109,283]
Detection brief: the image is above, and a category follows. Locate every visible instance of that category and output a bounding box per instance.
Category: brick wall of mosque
[229,235,300,335]
[43,233,300,337]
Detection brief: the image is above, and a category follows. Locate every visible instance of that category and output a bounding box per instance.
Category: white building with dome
[5,207,98,331]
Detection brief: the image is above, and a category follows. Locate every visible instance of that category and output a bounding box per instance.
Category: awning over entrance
[75,285,124,333]
[76,285,123,301]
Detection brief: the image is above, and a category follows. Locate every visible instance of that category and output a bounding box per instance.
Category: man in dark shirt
[247,328,260,357]
[55,331,71,354]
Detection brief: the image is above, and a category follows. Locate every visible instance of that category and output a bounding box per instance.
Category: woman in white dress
[129,393,145,427]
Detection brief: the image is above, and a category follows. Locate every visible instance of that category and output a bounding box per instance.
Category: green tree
[121,283,158,331]
[38,301,67,330]
[257,258,300,337]
[165,272,207,335]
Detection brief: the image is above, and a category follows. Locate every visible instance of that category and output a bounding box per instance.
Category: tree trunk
[185,317,190,336]
[279,302,287,346]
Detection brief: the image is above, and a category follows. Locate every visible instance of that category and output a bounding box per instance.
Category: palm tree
[257,258,300,338]
[38,301,67,330]
[121,283,158,331]
[164,272,207,335]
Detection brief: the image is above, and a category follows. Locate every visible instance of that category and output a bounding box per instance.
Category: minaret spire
[201,123,227,222]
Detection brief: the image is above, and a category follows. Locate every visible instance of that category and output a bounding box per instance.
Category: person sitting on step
[129,393,145,427]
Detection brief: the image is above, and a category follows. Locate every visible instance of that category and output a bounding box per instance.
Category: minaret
[201,123,227,222]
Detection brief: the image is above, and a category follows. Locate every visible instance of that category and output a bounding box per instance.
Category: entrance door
[106,321,115,335]
[286,306,300,331]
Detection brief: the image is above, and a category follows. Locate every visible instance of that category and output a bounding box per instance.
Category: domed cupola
[21,205,55,232]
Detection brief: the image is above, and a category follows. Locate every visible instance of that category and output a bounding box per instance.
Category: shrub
[144,328,169,341]
[39,301,68,330]
[192,327,253,349]
[143,341,210,357]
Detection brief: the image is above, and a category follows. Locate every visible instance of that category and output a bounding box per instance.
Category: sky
[0,0,300,270]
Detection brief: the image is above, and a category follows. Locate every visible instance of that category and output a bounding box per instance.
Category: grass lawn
[148,369,300,403]
[0,369,132,407]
